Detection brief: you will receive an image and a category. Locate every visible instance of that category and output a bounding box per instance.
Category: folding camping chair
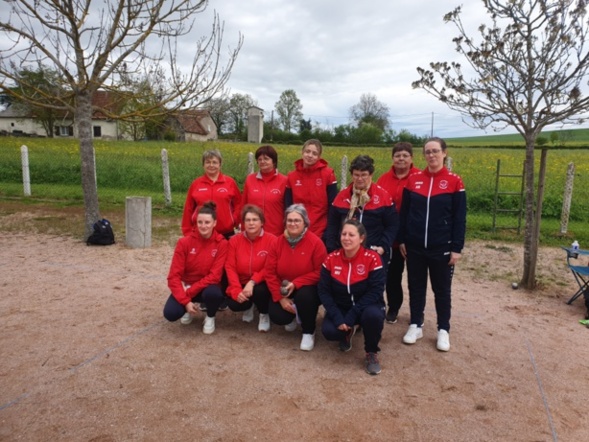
[562,246,589,305]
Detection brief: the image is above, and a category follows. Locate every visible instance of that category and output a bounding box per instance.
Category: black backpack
[86,218,115,246]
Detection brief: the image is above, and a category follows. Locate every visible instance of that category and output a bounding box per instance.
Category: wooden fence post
[20,145,31,196]
[560,162,575,235]
[161,149,172,207]
[247,152,255,175]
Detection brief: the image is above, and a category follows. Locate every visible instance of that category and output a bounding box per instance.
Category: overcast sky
[193,0,493,138]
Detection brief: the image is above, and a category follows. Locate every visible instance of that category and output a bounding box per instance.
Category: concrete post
[126,196,152,248]
[247,152,255,175]
[20,145,31,196]
[161,149,172,207]
[340,155,348,189]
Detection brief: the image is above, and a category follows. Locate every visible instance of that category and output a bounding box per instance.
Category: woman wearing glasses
[266,204,327,351]
[376,142,420,324]
[398,137,466,352]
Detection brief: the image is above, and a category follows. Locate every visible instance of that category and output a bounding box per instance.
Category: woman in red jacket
[242,145,288,236]
[225,204,277,332]
[164,201,228,335]
[181,149,242,239]
[266,204,327,351]
[285,139,338,239]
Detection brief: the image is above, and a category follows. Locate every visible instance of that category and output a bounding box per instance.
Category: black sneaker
[386,309,398,324]
[338,326,356,352]
[365,352,381,375]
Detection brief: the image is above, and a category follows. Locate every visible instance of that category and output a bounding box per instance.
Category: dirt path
[0,232,587,441]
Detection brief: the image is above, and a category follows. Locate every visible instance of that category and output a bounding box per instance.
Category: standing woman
[181,149,242,239]
[242,145,288,236]
[285,139,338,239]
[398,137,466,352]
[377,142,420,324]
[318,219,386,375]
[225,204,277,332]
[266,204,327,351]
[164,202,228,334]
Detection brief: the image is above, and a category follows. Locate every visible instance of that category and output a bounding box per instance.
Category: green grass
[1,136,588,246]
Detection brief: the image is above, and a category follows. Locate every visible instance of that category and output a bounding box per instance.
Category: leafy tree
[208,96,232,136]
[10,66,65,138]
[349,93,390,131]
[275,89,303,133]
[0,1,242,237]
[228,93,257,139]
[412,0,589,289]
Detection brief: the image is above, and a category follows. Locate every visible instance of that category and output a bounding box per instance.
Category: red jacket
[167,231,228,305]
[225,230,277,300]
[377,165,420,211]
[181,173,242,236]
[242,170,288,236]
[266,230,327,302]
[285,159,337,238]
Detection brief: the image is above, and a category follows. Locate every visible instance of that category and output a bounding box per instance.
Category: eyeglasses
[286,219,303,224]
[424,149,442,155]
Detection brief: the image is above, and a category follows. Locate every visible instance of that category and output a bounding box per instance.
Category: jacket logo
[334,265,342,276]
[190,248,197,254]
[356,264,366,275]
[295,180,302,187]
[315,178,323,186]
[373,195,380,204]
[439,180,449,190]
[211,248,218,257]
[217,188,229,193]
[257,250,268,257]
[270,189,282,195]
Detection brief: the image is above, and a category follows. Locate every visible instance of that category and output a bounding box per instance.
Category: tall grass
[1,137,588,229]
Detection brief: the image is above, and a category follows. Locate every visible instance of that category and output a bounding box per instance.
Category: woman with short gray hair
[266,204,327,351]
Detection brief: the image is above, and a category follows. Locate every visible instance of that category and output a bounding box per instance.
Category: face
[340,224,364,253]
[351,170,373,191]
[423,141,446,172]
[301,144,320,168]
[393,150,412,172]
[243,212,263,237]
[196,213,216,238]
[257,154,275,173]
[285,212,305,237]
[203,156,221,177]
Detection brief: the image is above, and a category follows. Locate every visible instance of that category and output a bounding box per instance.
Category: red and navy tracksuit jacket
[318,248,385,327]
[398,167,466,253]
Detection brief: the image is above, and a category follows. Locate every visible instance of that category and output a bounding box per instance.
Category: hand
[236,292,248,303]
[185,302,198,315]
[448,252,461,266]
[399,244,407,259]
[242,281,254,298]
[370,246,384,255]
[282,282,295,297]
[337,323,351,332]
[279,297,296,314]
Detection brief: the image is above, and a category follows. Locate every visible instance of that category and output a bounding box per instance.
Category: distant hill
[446,127,589,147]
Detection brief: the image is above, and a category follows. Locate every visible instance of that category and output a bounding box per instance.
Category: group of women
[163,137,467,375]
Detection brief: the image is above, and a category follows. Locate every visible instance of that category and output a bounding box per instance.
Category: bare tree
[208,96,232,136]
[275,89,303,133]
[228,93,257,138]
[412,0,589,289]
[349,93,390,131]
[0,0,242,237]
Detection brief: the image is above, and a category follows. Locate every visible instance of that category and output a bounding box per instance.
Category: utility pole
[431,112,434,137]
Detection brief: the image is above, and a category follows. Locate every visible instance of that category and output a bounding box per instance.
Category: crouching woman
[318,219,386,375]
[163,202,228,335]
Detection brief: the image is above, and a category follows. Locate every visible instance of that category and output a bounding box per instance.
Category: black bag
[86,218,115,246]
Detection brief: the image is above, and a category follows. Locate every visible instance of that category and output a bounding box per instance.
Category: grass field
[1,135,588,246]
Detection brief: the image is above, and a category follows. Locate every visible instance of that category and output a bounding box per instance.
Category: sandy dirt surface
[1,230,588,442]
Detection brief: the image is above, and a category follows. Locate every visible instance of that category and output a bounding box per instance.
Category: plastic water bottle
[572,240,579,251]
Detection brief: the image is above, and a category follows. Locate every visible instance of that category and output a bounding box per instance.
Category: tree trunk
[76,90,101,239]
[521,138,538,289]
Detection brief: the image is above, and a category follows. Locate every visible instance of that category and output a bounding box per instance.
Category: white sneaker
[437,329,450,352]
[258,313,270,332]
[242,305,255,323]
[180,312,193,325]
[203,316,215,334]
[403,324,423,344]
[300,333,315,351]
[284,318,297,332]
